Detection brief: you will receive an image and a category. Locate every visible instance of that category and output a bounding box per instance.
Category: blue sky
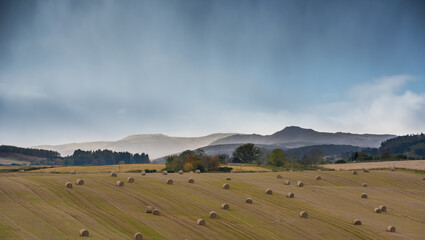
[1,0,425,146]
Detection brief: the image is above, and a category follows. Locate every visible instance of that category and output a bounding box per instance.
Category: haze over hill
[34,126,395,160]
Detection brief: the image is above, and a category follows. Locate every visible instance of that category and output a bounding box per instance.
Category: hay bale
[231,169,237,173]
[70,170,76,174]
[245,198,253,204]
[257,169,261,173]
[79,229,89,237]
[188,178,195,183]
[374,207,381,213]
[390,167,394,171]
[379,205,386,212]
[116,181,124,187]
[226,177,231,181]
[50,169,56,174]
[209,211,216,218]
[277,175,283,179]
[197,218,206,225]
[111,172,117,177]
[362,183,368,187]
[284,180,290,185]
[352,170,358,175]
[162,171,168,175]
[266,188,273,195]
[145,206,153,213]
[353,219,362,225]
[221,203,229,210]
[223,183,230,189]
[19,170,25,173]
[189,171,194,173]
[179,170,183,174]
[361,193,368,199]
[166,179,173,185]
[299,211,308,218]
[127,177,134,183]
[286,192,294,198]
[316,176,321,180]
[152,209,160,216]
[422,177,425,181]
[65,182,73,189]
[297,181,304,187]
[195,169,201,174]
[386,226,396,232]
[76,179,84,185]
[141,171,146,176]
[363,169,370,173]
[134,232,143,240]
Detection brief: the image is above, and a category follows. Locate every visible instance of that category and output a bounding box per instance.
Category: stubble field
[0,169,424,239]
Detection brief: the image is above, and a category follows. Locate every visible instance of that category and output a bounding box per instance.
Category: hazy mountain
[211,126,395,148]
[34,133,235,159]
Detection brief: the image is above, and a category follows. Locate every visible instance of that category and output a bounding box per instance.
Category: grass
[1,169,424,239]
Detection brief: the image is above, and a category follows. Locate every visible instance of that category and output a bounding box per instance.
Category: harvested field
[323,160,425,171]
[0,170,424,239]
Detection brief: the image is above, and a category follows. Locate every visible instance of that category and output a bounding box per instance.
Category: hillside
[211,126,395,148]
[35,133,235,159]
[379,134,425,158]
[1,170,424,239]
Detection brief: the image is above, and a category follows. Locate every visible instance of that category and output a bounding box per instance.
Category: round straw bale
[162,171,168,175]
[353,219,362,225]
[76,179,84,185]
[179,170,183,174]
[70,170,76,174]
[221,203,229,210]
[316,176,321,180]
[111,172,117,177]
[134,232,143,240]
[231,169,236,173]
[386,226,396,232]
[209,211,216,218]
[152,209,160,216]
[166,179,173,185]
[352,170,358,175]
[390,167,394,171]
[19,170,25,173]
[284,180,290,185]
[188,178,194,183]
[423,177,425,181]
[362,183,368,187]
[189,171,194,173]
[299,211,308,218]
[361,193,368,199]
[127,177,134,183]
[374,207,381,213]
[195,169,201,174]
[257,169,261,173]
[297,181,304,187]
[141,171,146,176]
[65,182,73,189]
[197,218,206,225]
[145,206,153,213]
[50,169,56,173]
[379,205,386,212]
[116,181,124,187]
[286,192,294,198]
[277,175,283,179]
[245,198,253,204]
[79,229,89,237]
[363,169,370,173]
[266,188,273,195]
[223,183,230,189]
[226,177,231,181]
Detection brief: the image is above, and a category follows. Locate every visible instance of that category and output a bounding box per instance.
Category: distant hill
[380,134,425,158]
[35,133,235,159]
[211,126,395,148]
[285,144,362,159]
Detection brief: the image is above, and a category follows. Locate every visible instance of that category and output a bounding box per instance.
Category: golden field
[0,168,424,239]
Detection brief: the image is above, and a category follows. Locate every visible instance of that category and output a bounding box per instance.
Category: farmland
[0,169,424,239]
[323,160,425,171]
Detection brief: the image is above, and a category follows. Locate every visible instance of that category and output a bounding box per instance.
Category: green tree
[300,149,323,168]
[232,143,262,163]
[267,149,286,167]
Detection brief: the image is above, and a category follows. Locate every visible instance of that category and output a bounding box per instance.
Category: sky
[1,0,425,147]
